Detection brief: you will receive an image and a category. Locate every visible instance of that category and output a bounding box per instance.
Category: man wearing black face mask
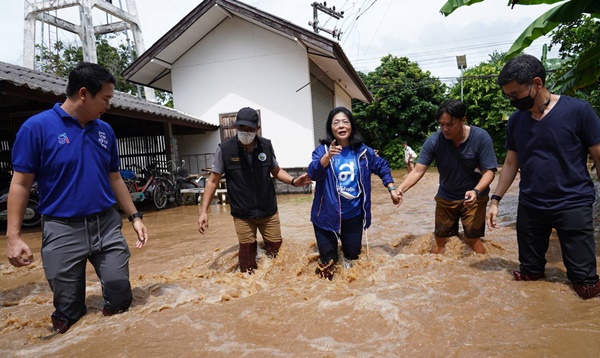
[487,54,600,299]
[197,107,311,274]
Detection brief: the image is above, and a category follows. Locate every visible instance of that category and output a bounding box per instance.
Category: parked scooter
[0,182,42,228]
[173,160,201,206]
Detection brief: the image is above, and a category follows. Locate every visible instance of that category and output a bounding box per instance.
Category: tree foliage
[352,55,447,168]
[548,15,600,112]
[448,52,514,163]
[440,0,600,94]
[35,35,173,107]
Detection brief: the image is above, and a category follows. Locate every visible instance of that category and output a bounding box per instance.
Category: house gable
[122,0,371,103]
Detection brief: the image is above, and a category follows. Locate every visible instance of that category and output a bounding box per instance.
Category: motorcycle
[0,182,42,228]
[173,160,201,206]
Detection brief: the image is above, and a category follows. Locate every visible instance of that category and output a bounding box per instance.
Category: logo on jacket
[258,152,267,162]
[58,133,70,144]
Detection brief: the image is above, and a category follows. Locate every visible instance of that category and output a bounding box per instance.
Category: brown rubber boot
[51,315,71,334]
[572,281,600,299]
[315,260,336,281]
[264,240,282,259]
[239,242,258,274]
[513,271,546,281]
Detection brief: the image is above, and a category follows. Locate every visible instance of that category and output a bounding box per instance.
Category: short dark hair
[497,54,546,87]
[435,99,467,122]
[66,62,116,97]
[320,106,364,148]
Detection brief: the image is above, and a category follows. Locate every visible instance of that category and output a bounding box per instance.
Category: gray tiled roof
[0,61,218,129]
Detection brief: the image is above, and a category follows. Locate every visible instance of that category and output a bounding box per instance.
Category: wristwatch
[473,189,481,198]
[128,212,143,222]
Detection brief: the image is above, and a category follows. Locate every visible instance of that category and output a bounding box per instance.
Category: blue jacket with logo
[308,143,394,232]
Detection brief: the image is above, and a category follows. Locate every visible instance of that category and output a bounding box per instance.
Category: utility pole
[456,55,467,102]
[308,2,344,40]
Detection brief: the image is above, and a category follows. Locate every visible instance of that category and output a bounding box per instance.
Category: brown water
[2,170,600,357]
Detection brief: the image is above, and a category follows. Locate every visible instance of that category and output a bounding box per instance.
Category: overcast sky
[1,0,554,85]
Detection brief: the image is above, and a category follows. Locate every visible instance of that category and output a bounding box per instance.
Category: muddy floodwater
[2,169,600,357]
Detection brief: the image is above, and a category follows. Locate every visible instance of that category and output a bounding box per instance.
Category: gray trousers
[41,207,132,323]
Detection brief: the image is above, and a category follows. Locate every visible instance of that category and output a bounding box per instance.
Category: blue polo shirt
[12,103,120,217]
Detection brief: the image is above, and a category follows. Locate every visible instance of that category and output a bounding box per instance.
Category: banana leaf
[506,0,600,58]
[551,47,600,94]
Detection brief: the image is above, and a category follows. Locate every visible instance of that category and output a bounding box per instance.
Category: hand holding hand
[390,189,402,206]
[293,173,312,187]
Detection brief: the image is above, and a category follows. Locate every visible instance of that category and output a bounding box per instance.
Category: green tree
[440,0,600,94]
[35,35,173,107]
[448,52,514,163]
[352,55,447,168]
[548,15,600,112]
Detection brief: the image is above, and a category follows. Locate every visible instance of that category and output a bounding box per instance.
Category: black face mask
[510,85,538,112]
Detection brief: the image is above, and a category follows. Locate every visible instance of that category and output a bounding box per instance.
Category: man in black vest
[198,107,311,273]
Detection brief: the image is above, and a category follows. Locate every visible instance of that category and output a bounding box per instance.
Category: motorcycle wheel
[175,180,199,206]
[22,196,42,227]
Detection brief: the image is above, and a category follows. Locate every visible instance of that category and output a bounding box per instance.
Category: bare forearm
[111,178,138,216]
[475,170,496,192]
[494,164,518,197]
[200,180,218,214]
[398,168,426,193]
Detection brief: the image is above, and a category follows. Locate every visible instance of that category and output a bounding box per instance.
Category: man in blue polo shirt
[6,62,149,335]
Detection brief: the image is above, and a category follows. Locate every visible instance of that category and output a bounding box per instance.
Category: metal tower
[23,0,155,101]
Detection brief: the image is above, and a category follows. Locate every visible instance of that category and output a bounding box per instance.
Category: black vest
[220,136,278,219]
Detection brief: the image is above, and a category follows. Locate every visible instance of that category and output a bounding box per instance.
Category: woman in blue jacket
[308,107,401,280]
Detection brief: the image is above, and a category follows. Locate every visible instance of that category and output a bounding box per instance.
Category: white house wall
[171,16,314,169]
[334,81,352,109]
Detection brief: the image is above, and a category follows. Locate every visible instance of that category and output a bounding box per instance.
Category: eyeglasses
[332,119,351,127]
[502,84,531,101]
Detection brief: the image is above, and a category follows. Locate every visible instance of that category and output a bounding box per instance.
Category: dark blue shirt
[12,103,120,217]
[418,126,498,201]
[506,95,600,210]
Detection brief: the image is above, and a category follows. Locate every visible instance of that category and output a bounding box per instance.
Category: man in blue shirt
[6,62,149,335]
[397,100,498,255]
[488,54,600,299]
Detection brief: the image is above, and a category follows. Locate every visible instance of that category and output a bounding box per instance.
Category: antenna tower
[23,0,155,101]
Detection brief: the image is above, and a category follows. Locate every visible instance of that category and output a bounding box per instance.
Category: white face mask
[237,130,256,145]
